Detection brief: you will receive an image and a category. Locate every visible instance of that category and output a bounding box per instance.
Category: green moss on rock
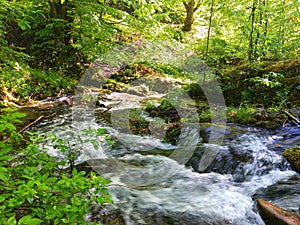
[283,146,300,174]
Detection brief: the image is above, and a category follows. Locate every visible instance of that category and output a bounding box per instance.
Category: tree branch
[283,110,300,125]
[183,1,189,9]
[194,0,202,11]
[18,113,56,134]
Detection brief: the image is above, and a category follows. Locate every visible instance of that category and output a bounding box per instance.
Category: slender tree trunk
[205,0,214,57]
[248,0,257,61]
[254,0,263,59]
[278,0,286,54]
[183,0,202,31]
[262,0,269,50]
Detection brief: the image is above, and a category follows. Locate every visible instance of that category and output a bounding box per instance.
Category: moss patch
[283,146,300,174]
[219,59,300,107]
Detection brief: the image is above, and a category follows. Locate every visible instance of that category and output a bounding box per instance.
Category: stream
[25,96,300,225]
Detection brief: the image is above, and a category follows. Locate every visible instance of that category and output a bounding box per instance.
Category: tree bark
[49,0,68,19]
[205,0,214,57]
[183,0,202,31]
[48,0,74,64]
[248,0,257,61]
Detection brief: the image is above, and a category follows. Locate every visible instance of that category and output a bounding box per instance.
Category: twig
[283,110,300,125]
[282,118,288,127]
[2,113,57,143]
[18,113,56,134]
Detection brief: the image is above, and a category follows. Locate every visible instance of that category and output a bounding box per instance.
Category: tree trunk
[248,0,257,61]
[48,0,74,64]
[183,0,195,31]
[278,0,286,54]
[205,0,214,57]
[183,0,202,31]
[262,0,269,56]
[49,0,68,19]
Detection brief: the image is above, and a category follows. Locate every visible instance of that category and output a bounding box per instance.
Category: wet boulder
[257,199,300,225]
[253,175,300,213]
[283,146,300,174]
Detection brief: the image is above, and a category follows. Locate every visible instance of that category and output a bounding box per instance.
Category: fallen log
[257,199,300,225]
[2,96,74,110]
[18,96,73,110]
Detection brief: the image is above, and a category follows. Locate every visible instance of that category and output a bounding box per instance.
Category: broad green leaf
[45,213,56,220]
[78,171,86,176]
[0,167,9,182]
[18,215,32,225]
[47,177,58,183]
[7,216,17,225]
[0,172,9,182]
[0,124,5,132]
[6,123,16,131]
[97,128,106,135]
[72,168,78,177]
[26,218,42,225]
[12,112,26,118]
[56,179,65,185]
[41,172,49,181]
[61,218,69,223]
[0,193,10,202]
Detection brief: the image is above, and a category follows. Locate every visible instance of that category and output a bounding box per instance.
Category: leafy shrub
[0,109,112,224]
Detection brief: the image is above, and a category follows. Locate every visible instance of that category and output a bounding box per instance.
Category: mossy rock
[283,146,300,174]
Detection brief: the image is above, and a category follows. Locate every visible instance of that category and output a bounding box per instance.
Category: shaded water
[29,103,300,225]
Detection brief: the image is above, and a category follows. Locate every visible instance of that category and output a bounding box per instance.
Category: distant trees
[198,0,300,61]
[1,0,299,71]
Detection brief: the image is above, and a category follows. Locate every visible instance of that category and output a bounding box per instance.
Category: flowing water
[30,103,300,225]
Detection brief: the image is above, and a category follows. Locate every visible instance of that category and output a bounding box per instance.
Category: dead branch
[18,113,57,134]
[283,110,300,125]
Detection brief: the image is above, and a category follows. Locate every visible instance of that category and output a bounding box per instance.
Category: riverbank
[2,59,299,128]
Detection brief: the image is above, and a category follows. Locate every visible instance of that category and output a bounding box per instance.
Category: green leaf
[72,168,78,177]
[97,128,106,135]
[56,179,65,185]
[47,177,58,183]
[7,216,17,225]
[78,171,86,176]
[18,215,32,225]
[61,218,69,223]
[41,172,49,181]
[6,123,16,131]
[0,124,5,132]
[0,173,9,182]
[0,167,9,182]
[12,112,27,118]
[27,218,42,225]
[45,213,56,220]
[0,194,10,202]
[66,180,71,187]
